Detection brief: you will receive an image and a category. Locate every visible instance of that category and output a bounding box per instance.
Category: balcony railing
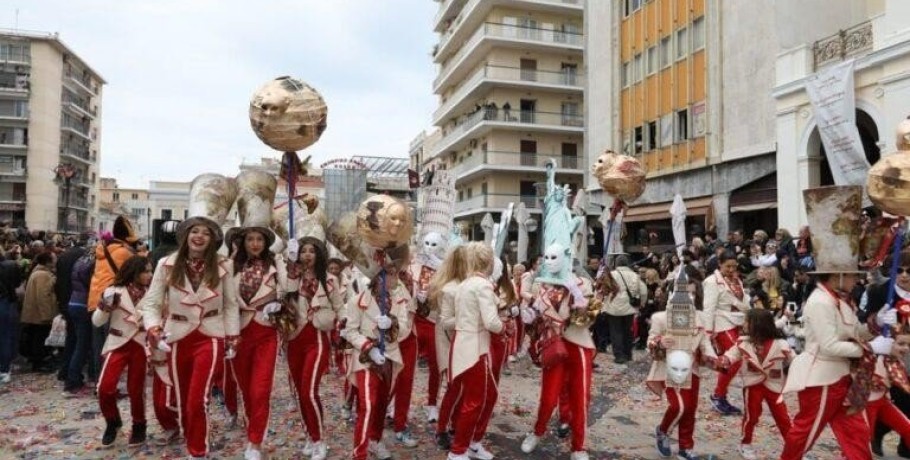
[813,20,873,70]
[64,69,99,95]
[435,64,584,122]
[455,193,541,215]
[60,143,93,162]
[435,109,584,155]
[0,48,30,64]
[0,106,27,119]
[59,195,89,209]
[0,193,25,202]
[61,118,91,139]
[435,22,584,90]
[63,96,96,118]
[453,151,583,176]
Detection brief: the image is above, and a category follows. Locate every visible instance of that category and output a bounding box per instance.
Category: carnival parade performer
[445,242,504,460]
[703,250,749,416]
[286,236,345,460]
[93,255,153,447]
[388,263,420,448]
[140,174,241,460]
[716,308,794,460]
[865,320,910,458]
[489,257,518,381]
[149,346,180,446]
[343,263,410,460]
[431,245,467,450]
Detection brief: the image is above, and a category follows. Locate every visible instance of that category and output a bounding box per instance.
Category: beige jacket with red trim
[342,282,409,378]
[449,276,504,380]
[408,262,439,323]
[436,280,460,374]
[535,276,595,350]
[288,273,345,338]
[645,311,717,394]
[233,256,291,330]
[702,270,751,333]
[721,337,793,393]
[519,271,540,307]
[91,286,146,356]
[139,254,241,343]
[782,286,874,394]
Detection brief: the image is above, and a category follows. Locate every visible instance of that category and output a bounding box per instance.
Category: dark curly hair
[114,256,151,287]
[232,228,276,274]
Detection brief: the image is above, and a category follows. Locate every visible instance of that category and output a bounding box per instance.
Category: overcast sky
[9,1,438,188]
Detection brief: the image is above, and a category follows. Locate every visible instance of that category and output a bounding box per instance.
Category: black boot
[871,433,884,457]
[556,423,571,439]
[102,418,122,446]
[128,422,146,446]
[898,440,910,458]
[435,431,451,450]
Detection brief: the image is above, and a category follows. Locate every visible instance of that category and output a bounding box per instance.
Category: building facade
[427,0,585,251]
[0,30,104,234]
[98,177,151,239]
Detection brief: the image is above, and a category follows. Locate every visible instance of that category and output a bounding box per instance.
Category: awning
[623,196,713,223]
[730,202,778,213]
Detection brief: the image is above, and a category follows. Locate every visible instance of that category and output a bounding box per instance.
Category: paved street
[0,349,897,459]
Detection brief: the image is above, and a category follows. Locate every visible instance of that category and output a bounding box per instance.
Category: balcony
[434,21,584,93]
[433,109,584,157]
[0,48,30,66]
[433,0,468,32]
[60,143,94,163]
[434,64,584,124]
[0,76,28,97]
[61,119,92,141]
[454,192,541,217]
[0,106,27,122]
[452,150,583,182]
[59,195,90,210]
[813,20,873,70]
[63,98,97,119]
[64,69,99,96]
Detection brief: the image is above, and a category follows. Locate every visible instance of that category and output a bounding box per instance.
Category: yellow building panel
[660,148,673,171]
[621,90,632,131]
[644,151,657,173]
[693,0,705,17]
[692,50,706,102]
[675,60,689,109]
[675,0,689,24]
[645,75,659,121]
[659,0,673,34]
[621,20,632,62]
[659,68,673,114]
[692,137,707,162]
[644,1,658,44]
[633,85,644,124]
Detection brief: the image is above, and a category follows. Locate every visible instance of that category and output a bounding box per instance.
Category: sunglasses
[898,267,910,275]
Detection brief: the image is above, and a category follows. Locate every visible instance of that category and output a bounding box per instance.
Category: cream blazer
[645,311,717,394]
[519,271,540,307]
[140,254,240,343]
[232,257,290,330]
[449,276,504,380]
[535,276,595,350]
[92,286,146,356]
[702,270,751,333]
[722,337,793,393]
[289,273,345,338]
[342,283,410,379]
[436,281,460,374]
[782,286,873,394]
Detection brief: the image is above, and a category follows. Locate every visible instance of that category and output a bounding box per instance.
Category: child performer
[717,308,793,460]
[867,315,910,458]
[93,256,153,447]
[432,246,467,450]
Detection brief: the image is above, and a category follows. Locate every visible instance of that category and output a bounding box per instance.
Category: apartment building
[0,29,104,234]
[98,177,151,239]
[427,0,585,250]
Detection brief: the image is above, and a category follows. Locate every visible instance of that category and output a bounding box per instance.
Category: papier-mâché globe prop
[591,149,646,202]
[356,195,413,249]
[249,76,327,152]
[867,119,910,216]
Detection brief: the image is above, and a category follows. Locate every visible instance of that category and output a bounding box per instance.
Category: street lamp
[54,163,78,235]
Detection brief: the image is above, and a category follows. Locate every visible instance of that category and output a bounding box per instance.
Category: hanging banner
[805,59,870,187]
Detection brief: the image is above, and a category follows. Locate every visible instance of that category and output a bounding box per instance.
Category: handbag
[617,271,642,308]
[528,317,567,369]
[44,314,67,348]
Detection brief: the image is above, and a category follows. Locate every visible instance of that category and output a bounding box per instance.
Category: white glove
[157,333,172,352]
[878,306,898,327]
[416,290,428,303]
[260,301,282,321]
[102,287,117,307]
[510,306,520,317]
[520,306,537,325]
[375,315,392,331]
[368,347,386,365]
[287,239,299,263]
[870,336,895,355]
[225,346,237,360]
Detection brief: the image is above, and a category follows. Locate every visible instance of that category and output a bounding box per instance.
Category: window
[633,53,643,83]
[561,102,581,126]
[692,17,705,50]
[676,109,689,142]
[184,209,188,219]
[646,46,658,75]
[624,0,642,16]
[647,120,658,151]
[481,183,488,195]
[458,190,464,201]
[660,36,671,68]
[161,209,172,220]
[621,62,631,87]
[676,27,688,60]
[131,207,144,217]
[112,192,120,202]
[131,193,138,200]
[634,126,643,154]
[466,188,473,199]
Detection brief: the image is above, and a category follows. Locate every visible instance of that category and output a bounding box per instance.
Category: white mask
[421,231,446,260]
[666,350,693,385]
[544,243,566,276]
[491,258,503,283]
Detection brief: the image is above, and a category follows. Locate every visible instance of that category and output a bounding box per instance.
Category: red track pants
[741,384,790,444]
[230,322,279,444]
[489,332,507,383]
[223,358,238,416]
[152,372,179,431]
[287,324,330,443]
[415,316,440,406]
[391,332,417,432]
[866,397,910,449]
[779,376,872,460]
[437,367,462,435]
[170,330,222,457]
[97,340,147,424]
[449,355,498,455]
[660,375,700,451]
[532,340,594,452]
[353,368,392,460]
[713,329,742,398]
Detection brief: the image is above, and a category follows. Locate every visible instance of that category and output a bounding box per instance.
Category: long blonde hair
[462,242,494,276]
[761,265,782,292]
[428,246,467,308]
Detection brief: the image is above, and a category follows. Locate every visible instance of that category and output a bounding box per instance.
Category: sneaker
[102,418,122,447]
[155,428,180,446]
[520,434,539,453]
[507,355,517,363]
[425,405,439,423]
[739,444,758,460]
[468,442,494,460]
[655,426,671,458]
[0,372,11,384]
[710,395,741,416]
[302,440,313,456]
[447,453,470,460]
[310,441,328,460]
[435,432,452,450]
[570,452,590,460]
[369,440,392,460]
[244,444,262,460]
[128,423,146,446]
[395,429,419,448]
[677,449,698,460]
[556,423,571,439]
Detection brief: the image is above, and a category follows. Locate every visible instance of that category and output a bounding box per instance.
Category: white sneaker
[243,445,261,460]
[739,444,758,460]
[520,434,539,453]
[425,405,439,423]
[507,355,517,363]
[302,439,313,456]
[310,441,328,460]
[469,441,494,460]
[570,452,590,460]
[369,440,392,460]
[0,372,10,384]
[395,430,419,448]
[447,453,470,460]
[155,428,180,446]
